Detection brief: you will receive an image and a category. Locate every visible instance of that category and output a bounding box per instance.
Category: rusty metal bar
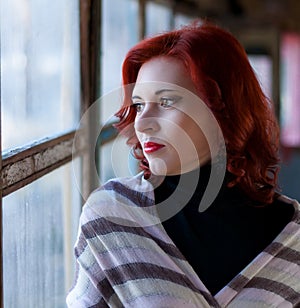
[1,120,117,198]
[1,130,79,197]
[80,0,102,200]
[139,0,146,39]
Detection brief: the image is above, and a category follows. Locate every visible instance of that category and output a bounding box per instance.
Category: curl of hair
[115,21,280,204]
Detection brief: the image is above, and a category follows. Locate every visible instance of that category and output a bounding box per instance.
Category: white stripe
[87,231,172,255]
[66,264,103,307]
[89,242,186,273]
[227,288,293,308]
[114,278,212,308]
[257,261,300,292]
[274,222,300,252]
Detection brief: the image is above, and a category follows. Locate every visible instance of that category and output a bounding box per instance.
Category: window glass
[100,135,139,182]
[101,0,138,116]
[145,2,172,37]
[174,13,195,29]
[248,54,273,100]
[0,0,80,150]
[100,0,139,182]
[3,160,81,307]
[280,33,300,147]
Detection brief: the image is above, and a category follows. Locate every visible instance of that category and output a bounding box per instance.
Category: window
[174,13,195,29]
[145,1,172,37]
[280,33,300,147]
[3,161,81,307]
[0,0,84,306]
[100,0,139,182]
[1,0,80,150]
[248,54,273,101]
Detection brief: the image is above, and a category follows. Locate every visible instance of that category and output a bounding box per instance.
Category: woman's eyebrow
[131,95,142,100]
[155,89,176,95]
[132,89,176,100]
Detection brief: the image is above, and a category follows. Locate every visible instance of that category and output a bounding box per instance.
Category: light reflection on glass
[3,160,81,307]
[1,0,80,150]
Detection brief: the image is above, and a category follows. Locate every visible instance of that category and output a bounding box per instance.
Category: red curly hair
[115,21,280,204]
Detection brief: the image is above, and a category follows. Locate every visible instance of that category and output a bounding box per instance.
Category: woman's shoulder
[275,194,300,222]
[89,172,154,203]
[98,171,152,192]
[276,193,299,206]
[80,172,159,227]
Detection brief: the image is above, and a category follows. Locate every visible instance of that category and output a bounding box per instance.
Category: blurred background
[1,0,300,307]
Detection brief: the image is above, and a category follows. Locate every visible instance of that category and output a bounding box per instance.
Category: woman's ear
[203,78,225,112]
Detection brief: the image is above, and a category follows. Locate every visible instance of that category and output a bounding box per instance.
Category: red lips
[143,142,165,154]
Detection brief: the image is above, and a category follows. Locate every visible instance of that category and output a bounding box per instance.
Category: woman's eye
[160,97,175,108]
[132,102,144,113]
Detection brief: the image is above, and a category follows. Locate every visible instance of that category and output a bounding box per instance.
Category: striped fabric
[67,172,300,307]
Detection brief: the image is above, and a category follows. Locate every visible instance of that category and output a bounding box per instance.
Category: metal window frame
[2,130,77,197]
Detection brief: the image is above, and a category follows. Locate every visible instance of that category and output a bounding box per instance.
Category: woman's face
[132,56,218,176]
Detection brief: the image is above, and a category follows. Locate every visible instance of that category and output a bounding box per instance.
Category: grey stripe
[97,278,114,303]
[100,181,154,207]
[81,217,184,259]
[89,297,109,308]
[75,231,88,257]
[227,274,250,292]
[265,242,300,266]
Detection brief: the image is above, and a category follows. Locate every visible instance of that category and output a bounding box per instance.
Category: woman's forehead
[132,81,183,96]
[134,56,197,93]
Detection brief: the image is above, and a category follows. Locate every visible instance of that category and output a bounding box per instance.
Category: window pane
[280,33,300,147]
[248,54,273,100]
[100,136,139,182]
[101,0,138,103]
[3,160,81,307]
[100,0,139,182]
[1,0,80,150]
[145,2,172,37]
[174,14,195,29]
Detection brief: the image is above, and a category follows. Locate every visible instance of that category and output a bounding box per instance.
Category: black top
[154,164,295,295]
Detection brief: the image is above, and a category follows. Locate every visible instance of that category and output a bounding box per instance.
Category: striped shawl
[67,172,300,307]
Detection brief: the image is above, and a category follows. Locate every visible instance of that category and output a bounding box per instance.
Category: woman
[67,22,300,307]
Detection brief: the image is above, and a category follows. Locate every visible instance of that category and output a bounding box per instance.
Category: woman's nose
[134,103,160,134]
